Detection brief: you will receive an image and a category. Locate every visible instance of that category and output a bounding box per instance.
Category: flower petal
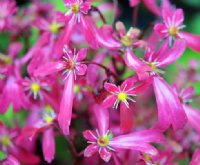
[153,77,187,130]
[76,64,87,76]
[143,0,161,16]
[103,95,117,108]
[179,31,200,53]
[104,82,118,93]
[77,48,87,61]
[99,147,112,162]
[42,128,55,163]
[84,144,99,157]
[83,130,97,141]
[58,73,74,135]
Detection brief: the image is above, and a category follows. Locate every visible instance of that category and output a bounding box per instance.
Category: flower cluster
[0,0,200,164]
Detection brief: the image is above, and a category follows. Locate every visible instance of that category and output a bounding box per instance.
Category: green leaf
[0,105,14,127]
[0,151,7,161]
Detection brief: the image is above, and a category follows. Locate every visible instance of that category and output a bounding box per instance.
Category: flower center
[49,22,61,34]
[120,35,132,47]
[71,3,80,14]
[43,105,55,124]
[31,82,41,93]
[147,62,157,70]
[118,92,127,101]
[0,135,11,148]
[0,53,12,65]
[169,26,179,36]
[65,59,75,70]
[97,136,109,147]
[74,84,80,93]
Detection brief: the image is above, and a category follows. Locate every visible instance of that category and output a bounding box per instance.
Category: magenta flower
[97,21,144,50]
[190,149,200,165]
[55,0,98,50]
[129,0,161,16]
[0,0,17,31]
[154,7,200,52]
[20,77,51,100]
[83,104,164,162]
[34,46,87,135]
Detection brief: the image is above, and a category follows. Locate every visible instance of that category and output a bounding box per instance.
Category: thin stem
[112,0,118,25]
[81,61,119,80]
[91,6,107,24]
[133,5,139,27]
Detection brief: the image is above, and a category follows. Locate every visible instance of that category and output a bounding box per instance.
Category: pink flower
[0,0,17,31]
[154,6,200,52]
[97,21,144,50]
[55,0,98,51]
[190,149,200,165]
[129,0,161,16]
[34,46,87,135]
[83,104,164,162]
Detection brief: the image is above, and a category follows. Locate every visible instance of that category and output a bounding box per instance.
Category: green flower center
[49,22,61,34]
[31,83,41,93]
[120,35,132,47]
[97,136,110,147]
[0,135,11,148]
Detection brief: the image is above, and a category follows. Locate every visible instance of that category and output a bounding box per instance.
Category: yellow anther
[49,22,61,34]
[120,35,132,47]
[44,116,54,124]
[71,3,80,13]
[169,26,179,36]
[0,135,11,147]
[31,83,41,93]
[97,136,109,147]
[118,92,127,101]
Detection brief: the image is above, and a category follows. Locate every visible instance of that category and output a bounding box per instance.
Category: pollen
[118,92,127,101]
[44,116,54,124]
[74,85,80,93]
[49,22,61,34]
[71,3,80,14]
[147,62,156,70]
[0,135,11,147]
[97,136,109,147]
[65,59,75,70]
[31,82,41,93]
[169,26,179,36]
[120,35,132,47]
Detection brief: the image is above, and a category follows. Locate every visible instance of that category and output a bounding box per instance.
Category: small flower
[21,77,51,100]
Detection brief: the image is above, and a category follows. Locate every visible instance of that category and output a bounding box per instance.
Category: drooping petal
[183,105,200,134]
[97,25,121,49]
[80,15,99,50]
[83,130,97,141]
[99,147,112,162]
[58,72,74,135]
[153,77,187,130]
[93,104,109,135]
[84,144,99,157]
[180,86,194,100]
[104,82,118,93]
[42,128,55,163]
[125,49,152,80]
[120,103,134,134]
[156,39,186,67]
[179,31,200,53]
[34,61,66,77]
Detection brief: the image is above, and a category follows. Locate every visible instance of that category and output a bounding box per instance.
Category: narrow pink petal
[156,39,186,67]
[104,82,118,93]
[162,8,173,26]
[99,147,112,162]
[84,144,99,157]
[2,155,20,165]
[93,104,109,135]
[153,23,168,37]
[110,140,158,155]
[120,103,134,134]
[143,0,161,16]
[153,77,187,130]
[42,128,55,163]
[34,61,65,77]
[183,105,200,134]
[81,1,91,13]
[125,49,152,80]
[128,80,151,94]
[80,15,99,50]
[179,31,200,53]
[103,95,117,108]
[58,73,74,135]
[120,78,135,91]
[97,25,121,49]
[180,86,194,100]
[83,130,97,141]
[77,48,87,61]
[173,9,184,26]
[76,64,87,76]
